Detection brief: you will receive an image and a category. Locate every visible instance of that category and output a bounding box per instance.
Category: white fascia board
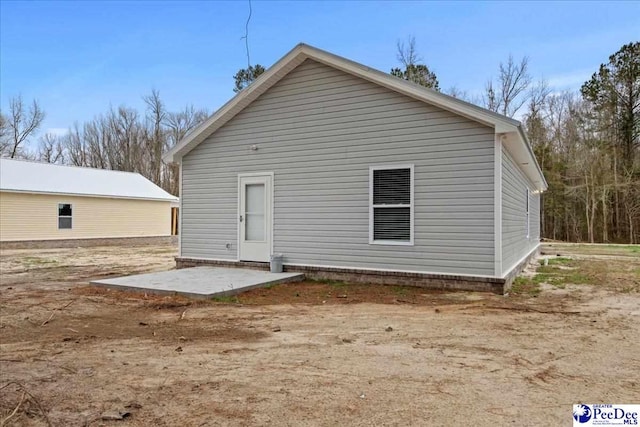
[502,131,548,192]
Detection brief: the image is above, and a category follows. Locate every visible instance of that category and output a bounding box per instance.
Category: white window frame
[58,203,73,230]
[369,164,414,246]
[525,188,530,239]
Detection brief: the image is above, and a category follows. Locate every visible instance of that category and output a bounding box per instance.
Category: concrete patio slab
[90,267,305,299]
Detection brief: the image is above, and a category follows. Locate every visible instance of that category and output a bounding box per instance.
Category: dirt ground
[1,243,639,426]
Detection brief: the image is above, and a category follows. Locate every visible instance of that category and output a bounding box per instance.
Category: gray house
[164,44,547,293]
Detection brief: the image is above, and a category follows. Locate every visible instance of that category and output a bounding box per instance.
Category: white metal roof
[0,158,178,202]
[164,43,547,191]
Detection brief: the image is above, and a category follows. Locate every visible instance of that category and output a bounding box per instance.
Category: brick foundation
[175,257,507,294]
[1,235,178,250]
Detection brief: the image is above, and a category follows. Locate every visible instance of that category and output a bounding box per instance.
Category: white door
[238,174,272,262]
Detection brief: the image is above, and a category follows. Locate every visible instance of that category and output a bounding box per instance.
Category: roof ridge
[0,157,145,177]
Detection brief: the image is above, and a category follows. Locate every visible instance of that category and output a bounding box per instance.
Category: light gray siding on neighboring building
[181,59,497,276]
[501,146,540,275]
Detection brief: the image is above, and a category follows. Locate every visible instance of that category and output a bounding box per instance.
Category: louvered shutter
[372,168,411,241]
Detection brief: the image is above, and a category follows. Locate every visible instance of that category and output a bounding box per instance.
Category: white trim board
[368,164,414,246]
[493,134,503,277]
[178,160,183,257]
[236,172,275,262]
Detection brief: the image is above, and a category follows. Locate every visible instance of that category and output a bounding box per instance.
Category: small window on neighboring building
[525,189,530,238]
[370,165,414,245]
[58,203,72,229]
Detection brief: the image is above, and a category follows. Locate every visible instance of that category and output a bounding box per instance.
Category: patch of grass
[211,295,239,303]
[511,277,541,296]
[601,244,640,255]
[531,273,550,283]
[528,269,595,288]
[538,257,572,266]
[22,256,58,264]
[21,257,59,267]
[550,243,640,258]
[537,265,561,274]
[391,286,408,296]
[562,272,594,285]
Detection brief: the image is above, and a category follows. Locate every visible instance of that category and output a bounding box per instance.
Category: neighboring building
[0,158,178,246]
[163,44,547,293]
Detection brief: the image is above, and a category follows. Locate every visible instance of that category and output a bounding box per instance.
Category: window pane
[373,168,410,205]
[58,204,72,216]
[374,207,410,241]
[245,184,265,241]
[58,217,72,229]
[246,214,265,241]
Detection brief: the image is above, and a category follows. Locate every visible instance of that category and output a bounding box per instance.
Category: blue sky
[1,0,638,140]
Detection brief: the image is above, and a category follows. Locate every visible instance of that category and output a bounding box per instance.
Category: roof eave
[499,127,548,192]
[517,126,548,191]
[0,188,178,202]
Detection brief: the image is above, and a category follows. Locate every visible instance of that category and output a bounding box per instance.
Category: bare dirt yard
[1,243,639,426]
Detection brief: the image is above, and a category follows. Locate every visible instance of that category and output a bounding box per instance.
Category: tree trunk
[601,187,608,242]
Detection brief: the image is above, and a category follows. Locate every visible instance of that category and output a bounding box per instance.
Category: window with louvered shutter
[370,165,413,244]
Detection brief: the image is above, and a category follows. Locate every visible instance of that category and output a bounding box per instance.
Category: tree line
[1,40,638,243]
[0,91,208,196]
[523,43,639,244]
[387,39,639,243]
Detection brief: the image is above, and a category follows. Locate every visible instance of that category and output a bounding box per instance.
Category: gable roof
[0,158,178,202]
[164,43,547,191]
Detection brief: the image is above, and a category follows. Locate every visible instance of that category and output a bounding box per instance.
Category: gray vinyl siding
[501,147,540,275]
[182,59,496,276]
[530,191,540,241]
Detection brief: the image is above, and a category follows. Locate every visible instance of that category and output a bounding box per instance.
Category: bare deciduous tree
[390,36,440,90]
[37,133,65,164]
[446,86,471,101]
[144,90,166,185]
[162,105,209,194]
[484,55,532,117]
[0,95,45,158]
[52,95,208,196]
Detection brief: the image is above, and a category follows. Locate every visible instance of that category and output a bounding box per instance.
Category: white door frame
[237,172,274,262]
